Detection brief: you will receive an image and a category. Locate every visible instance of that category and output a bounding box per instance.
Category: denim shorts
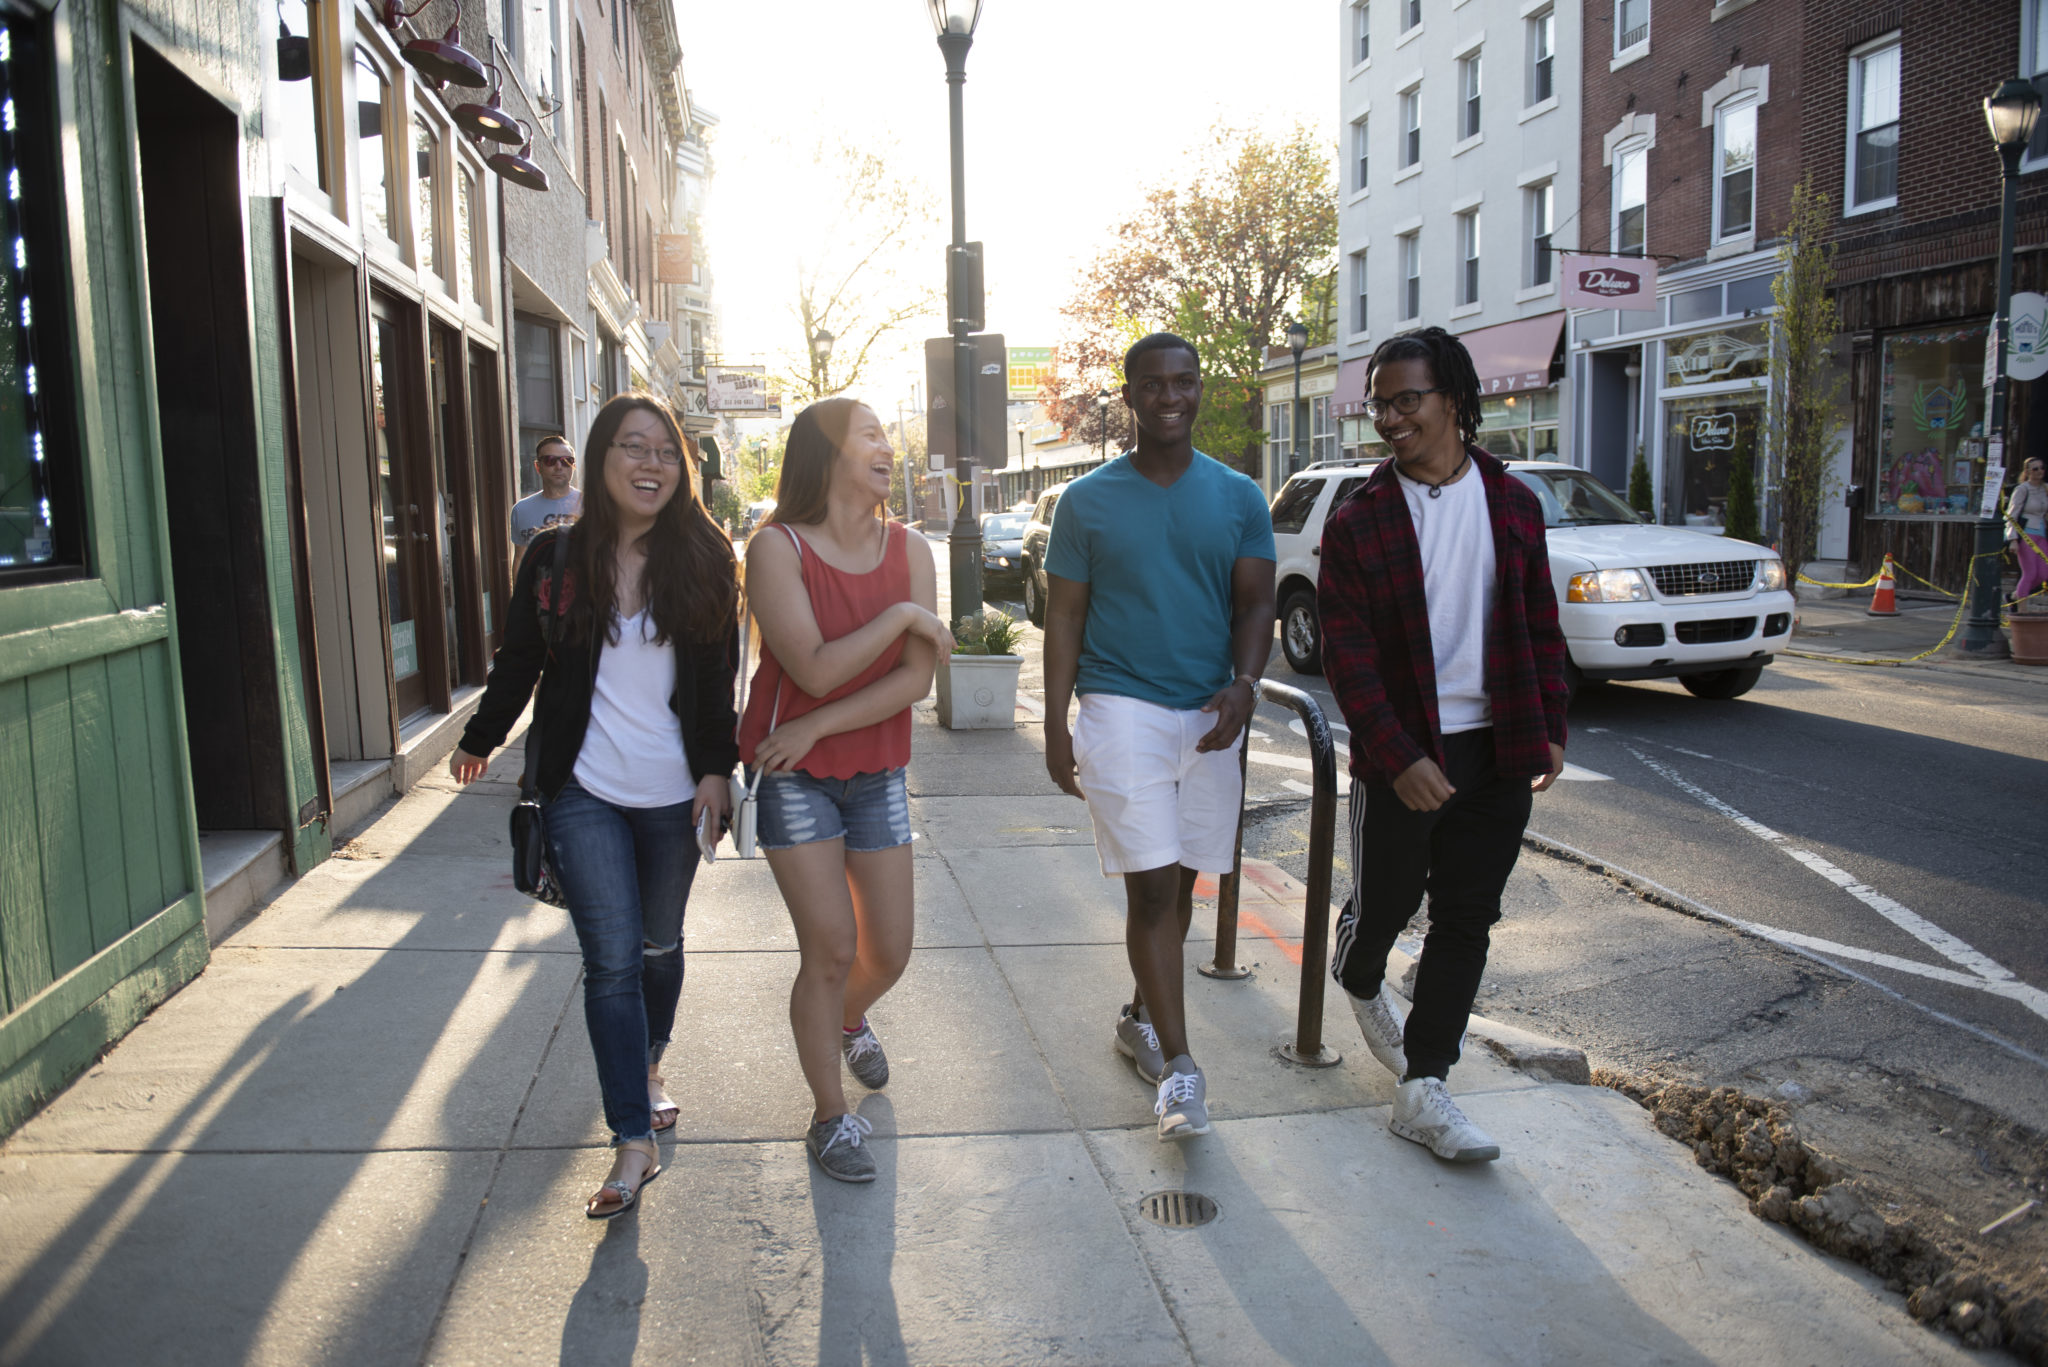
[754,766,912,853]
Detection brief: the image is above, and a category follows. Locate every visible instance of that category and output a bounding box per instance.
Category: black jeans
[1332,728,1532,1081]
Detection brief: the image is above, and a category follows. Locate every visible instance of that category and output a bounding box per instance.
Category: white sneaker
[1390,1077,1500,1163]
[1348,987,1408,1079]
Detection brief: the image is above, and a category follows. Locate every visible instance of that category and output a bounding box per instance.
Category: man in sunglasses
[1317,326,1568,1165]
[511,435,583,548]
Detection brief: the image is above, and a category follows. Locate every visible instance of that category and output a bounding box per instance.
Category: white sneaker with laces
[1154,1054,1210,1140]
[1389,1076,1499,1163]
[1348,987,1408,1079]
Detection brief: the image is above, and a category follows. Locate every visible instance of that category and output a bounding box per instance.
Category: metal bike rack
[1198,679,1342,1068]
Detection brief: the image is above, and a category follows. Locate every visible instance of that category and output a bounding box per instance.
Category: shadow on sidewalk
[807,1094,906,1367]
[560,1217,648,1367]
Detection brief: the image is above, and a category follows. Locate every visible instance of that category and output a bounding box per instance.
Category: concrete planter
[2008,612,2048,666]
[937,654,1023,729]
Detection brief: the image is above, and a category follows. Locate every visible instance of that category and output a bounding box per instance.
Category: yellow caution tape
[1795,568,1884,590]
[1782,551,1996,667]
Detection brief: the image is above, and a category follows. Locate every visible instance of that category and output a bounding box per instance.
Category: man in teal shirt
[1043,332,1276,1142]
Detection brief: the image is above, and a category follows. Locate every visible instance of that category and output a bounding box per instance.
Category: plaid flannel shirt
[1317,448,1569,784]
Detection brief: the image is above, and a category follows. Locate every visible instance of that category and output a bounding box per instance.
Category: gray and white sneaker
[1154,1054,1210,1141]
[841,1019,889,1089]
[1389,1077,1500,1163]
[806,1112,877,1182]
[1114,1004,1165,1084]
[1348,987,1409,1079]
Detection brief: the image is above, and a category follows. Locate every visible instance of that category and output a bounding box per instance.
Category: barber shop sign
[1562,253,1659,311]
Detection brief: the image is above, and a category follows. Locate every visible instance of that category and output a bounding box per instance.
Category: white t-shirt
[572,610,694,808]
[1396,461,1496,734]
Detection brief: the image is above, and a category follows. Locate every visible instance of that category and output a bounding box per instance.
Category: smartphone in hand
[696,807,718,863]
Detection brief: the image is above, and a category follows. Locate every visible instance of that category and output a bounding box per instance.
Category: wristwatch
[1233,674,1261,697]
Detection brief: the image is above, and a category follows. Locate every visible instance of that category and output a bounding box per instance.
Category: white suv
[1270,459,1796,701]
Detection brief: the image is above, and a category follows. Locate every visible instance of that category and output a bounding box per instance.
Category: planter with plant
[938,609,1025,729]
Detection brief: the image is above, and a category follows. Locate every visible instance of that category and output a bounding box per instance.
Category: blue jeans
[754,766,912,852]
[544,781,700,1143]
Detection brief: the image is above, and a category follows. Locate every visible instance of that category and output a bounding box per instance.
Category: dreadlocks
[1367,327,1484,446]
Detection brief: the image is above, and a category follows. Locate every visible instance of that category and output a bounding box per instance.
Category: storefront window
[274,0,324,189]
[1476,387,1561,460]
[1874,324,1986,518]
[356,50,390,239]
[413,116,442,280]
[1663,393,1763,528]
[456,166,478,304]
[1663,324,1769,388]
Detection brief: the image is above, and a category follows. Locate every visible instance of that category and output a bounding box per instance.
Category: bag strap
[520,527,574,799]
[736,526,803,799]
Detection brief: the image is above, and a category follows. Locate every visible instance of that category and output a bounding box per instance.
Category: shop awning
[1459,312,1566,396]
[1333,357,1370,417]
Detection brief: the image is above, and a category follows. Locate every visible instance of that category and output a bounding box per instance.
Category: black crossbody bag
[510,529,572,907]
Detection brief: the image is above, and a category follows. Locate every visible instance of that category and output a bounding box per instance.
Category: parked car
[1270,459,1796,701]
[1018,482,1071,626]
[740,499,776,538]
[981,510,1029,596]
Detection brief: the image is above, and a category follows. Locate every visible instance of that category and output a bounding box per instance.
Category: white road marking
[1249,751,1314,772]
[1624,745,2048,1023]
[1556,762,1613,781]
[1282,779,1315,796]
[1249,730,1272,741]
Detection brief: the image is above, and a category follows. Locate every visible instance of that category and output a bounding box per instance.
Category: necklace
[1425,452,1471,499]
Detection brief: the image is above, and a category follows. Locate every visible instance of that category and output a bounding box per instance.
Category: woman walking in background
[742,398,949,1183]
[450,393,739,1219]
[2009,458,2048,608]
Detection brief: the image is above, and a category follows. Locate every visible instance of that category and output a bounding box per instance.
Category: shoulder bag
[510,529,573,906]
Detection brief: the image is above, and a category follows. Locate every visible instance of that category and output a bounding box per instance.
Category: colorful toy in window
[1912,379,1969,435]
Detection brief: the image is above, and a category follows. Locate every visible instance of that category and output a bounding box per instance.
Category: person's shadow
[807,1094,906,1367]
[558,1204,648,1366]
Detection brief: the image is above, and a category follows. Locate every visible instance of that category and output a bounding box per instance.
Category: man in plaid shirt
[1317,327,1569,1163]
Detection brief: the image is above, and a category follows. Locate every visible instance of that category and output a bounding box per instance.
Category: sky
[680,0,1337,415]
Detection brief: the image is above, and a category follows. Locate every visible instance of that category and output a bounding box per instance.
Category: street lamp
[1961,78,2043,656]
[809,327,834,397]
[930,0,985,618]
[1287,319,1309,477]
[1096,388,1113,465]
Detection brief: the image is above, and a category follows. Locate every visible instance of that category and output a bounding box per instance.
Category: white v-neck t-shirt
[573,609,694,808]
[1396,463,1496,734]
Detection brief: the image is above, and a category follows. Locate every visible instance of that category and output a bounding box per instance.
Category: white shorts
[1072,693,1245,877]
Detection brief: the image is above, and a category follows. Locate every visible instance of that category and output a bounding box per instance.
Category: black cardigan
[459,525,741,800]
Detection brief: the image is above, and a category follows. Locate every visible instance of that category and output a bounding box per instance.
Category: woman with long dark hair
[741,398,950,1183]
[450,393,739,1219]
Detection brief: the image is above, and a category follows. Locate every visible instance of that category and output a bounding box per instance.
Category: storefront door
[369,296,432,719]
[468,344,510,652]
[427,323,483,689]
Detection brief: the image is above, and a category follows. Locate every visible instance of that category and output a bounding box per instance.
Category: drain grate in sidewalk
[1139,1190,1219,1230]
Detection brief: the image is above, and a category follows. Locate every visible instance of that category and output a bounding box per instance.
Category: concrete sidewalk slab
[223,853,576,955]
[915,795,1099,851]
[683,849,985,953]
[940,844,1149,946]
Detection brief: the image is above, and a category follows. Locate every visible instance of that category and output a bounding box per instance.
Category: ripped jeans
[543,781,700,1144]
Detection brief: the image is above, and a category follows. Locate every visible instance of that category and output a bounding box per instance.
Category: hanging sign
[706,365,769,412]
[2007,292,2048,382]
[1561,253,1659,311]
[655,234,694,284]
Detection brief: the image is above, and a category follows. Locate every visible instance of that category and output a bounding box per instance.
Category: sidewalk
[0,709,1982,1365]
[1790,590,2048,686]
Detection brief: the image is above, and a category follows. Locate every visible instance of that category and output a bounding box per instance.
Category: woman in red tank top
[740,399,951,1183]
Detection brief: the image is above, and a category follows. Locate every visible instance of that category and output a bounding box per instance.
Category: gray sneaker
[841,1019,890,1089]
[1348,986,1409,1079]
[1114,1004,1165,1084]
[806,1112,877,1182]
[1154,1054,1210,1141]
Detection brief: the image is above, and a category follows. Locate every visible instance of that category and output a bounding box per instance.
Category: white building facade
[1334,0,1582,466]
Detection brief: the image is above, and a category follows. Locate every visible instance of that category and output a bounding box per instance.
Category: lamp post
[1961,78,2043,656]
[930,0,985,619]
[1287,319,1309,477]
[809,327,834,398]
[1096,388,1112,465]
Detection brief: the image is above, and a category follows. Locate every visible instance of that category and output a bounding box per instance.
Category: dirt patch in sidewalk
[1600,1067,2048,1363]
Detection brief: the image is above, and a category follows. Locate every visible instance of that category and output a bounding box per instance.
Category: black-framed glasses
[611,440,685,466]
[1363,387,1449,421]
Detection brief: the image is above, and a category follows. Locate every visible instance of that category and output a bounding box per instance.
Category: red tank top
[737,520,914,778]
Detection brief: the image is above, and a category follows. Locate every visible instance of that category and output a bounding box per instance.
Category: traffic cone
[1867,554,1900,617]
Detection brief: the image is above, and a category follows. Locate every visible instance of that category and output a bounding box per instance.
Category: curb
[1387,946,1593,1086]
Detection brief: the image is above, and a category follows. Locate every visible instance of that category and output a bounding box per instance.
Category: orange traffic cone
[1867,554,1900,617]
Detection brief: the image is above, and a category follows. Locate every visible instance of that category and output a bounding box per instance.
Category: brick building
[1567,1,1806,531]
[1798,0,2048,588]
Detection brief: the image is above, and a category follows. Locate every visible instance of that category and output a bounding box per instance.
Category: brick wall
[1578,1,1805,264]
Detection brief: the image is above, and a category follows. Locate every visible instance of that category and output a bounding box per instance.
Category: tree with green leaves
[1766,177,1846,582]
[1045,123,1338,476]
[1725,441,1761,545]
[1627,445,1654,516]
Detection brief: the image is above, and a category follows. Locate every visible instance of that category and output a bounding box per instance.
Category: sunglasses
[538,453,575,468]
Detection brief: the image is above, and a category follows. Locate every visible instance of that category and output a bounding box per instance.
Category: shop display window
[274,0,324,190]
[1663,323,1768,388]
[1662,393,1762,529]
[1873,325,1986,518]
[1476,388,1560,460]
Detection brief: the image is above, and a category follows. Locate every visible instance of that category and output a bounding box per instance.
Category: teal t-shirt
[1044,451,1276,710]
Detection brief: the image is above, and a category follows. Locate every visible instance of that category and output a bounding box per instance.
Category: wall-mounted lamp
[276,3,311,82]
[452,62,522,143]
[379,0,488,88]
[486,119,550,191]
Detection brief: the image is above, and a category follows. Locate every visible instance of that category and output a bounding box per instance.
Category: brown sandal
[585,1138,661,1220]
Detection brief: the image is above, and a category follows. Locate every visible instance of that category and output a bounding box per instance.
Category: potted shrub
[937,608,1025,729]
[2009,603,2048,666]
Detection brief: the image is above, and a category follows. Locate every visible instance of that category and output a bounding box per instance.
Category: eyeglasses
[611,441,686,466]
[537,454,575,468]
[1363,387,1450,421]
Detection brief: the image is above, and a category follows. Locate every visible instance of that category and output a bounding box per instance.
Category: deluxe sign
[1561,253,1659,311]
[1689,412,1738,451]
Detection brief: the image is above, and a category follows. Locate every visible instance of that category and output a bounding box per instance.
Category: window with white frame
[1527,9,1554,105]
[1456,210,1480,306]
[1267,397,1292,475]
[1847,37,1900,210]
[1351,249,1369,334]
[1459,52,1482,139]
[1354,1,1371,63]
[1401,87,1421,167]
[2027,1,2048,164]
[1400,232,1421,320]
[1527,181,1553,287]
[1402,0,1420,32]
[1615,0,1648,55]
[1714,99,1757,241]
[1614,143,1647,254]
[502,0,521,61]
[1353,117,1369,191]
[1312,396,1336,464]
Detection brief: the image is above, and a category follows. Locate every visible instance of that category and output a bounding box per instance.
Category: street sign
[925,334,1009,471]
[707,365,769,413]
[2008,292,2048,382]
